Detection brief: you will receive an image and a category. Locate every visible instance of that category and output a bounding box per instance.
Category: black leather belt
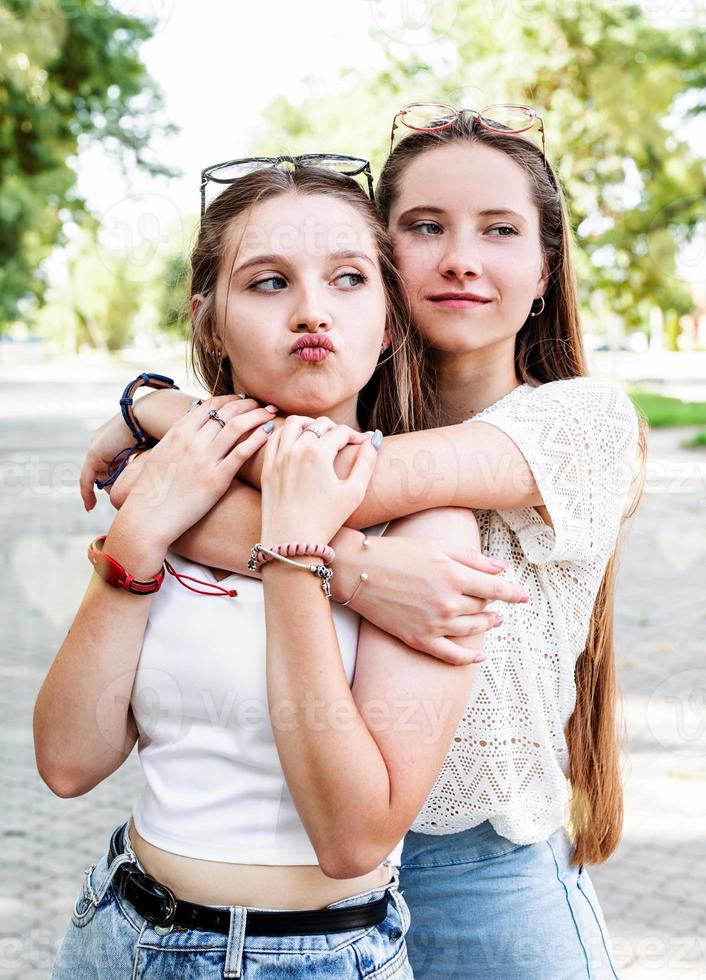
[108,824,389,936]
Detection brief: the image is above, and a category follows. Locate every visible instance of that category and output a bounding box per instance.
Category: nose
[289,283,333,333]
[438,233,482,282]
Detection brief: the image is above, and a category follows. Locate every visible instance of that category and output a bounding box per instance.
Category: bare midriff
[127,819,393,910]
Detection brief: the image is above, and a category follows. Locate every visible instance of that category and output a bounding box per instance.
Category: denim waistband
[402,819,530,869]
[109,822,402,978]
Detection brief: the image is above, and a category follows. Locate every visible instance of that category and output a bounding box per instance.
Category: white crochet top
[411,377,641,844]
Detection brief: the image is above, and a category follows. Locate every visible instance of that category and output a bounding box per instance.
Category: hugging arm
[93,388,532,660]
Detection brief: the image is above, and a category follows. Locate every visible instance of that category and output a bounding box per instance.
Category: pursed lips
[290,335,335,361]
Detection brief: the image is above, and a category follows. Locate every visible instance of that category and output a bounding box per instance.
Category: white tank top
[130,526,404,866]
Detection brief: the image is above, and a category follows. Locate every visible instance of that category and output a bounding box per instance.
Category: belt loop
[224,906,247,978]
[93,851,134,907]
[121,821,148,874]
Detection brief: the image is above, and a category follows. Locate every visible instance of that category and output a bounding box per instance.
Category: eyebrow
[395,205,528,224]
[233,249,376,275]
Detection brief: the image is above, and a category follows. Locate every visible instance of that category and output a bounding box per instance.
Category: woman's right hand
[116,399,276,550]
[332,530,530,665]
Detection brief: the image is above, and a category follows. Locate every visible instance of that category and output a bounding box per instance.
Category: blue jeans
[399,821,620,979]
[50,822,413,978]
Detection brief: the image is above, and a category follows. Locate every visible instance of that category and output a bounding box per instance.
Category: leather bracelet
[119,372,180,446]
[95,372,180,490]
[88,536,165,595]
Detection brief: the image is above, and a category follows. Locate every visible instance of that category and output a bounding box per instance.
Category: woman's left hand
[260,416,379,544]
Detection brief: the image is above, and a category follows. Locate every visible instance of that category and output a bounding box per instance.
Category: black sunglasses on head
[200,154,375,217]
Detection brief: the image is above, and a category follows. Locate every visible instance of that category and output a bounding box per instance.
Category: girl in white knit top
[79,109,644,979]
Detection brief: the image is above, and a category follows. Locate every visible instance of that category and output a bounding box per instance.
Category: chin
[277,388,342,418]
[418,331,494,355]
[414,318,518,356]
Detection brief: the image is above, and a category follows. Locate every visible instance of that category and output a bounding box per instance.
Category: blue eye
[251,275,287,291]
[488,225,519,237]
[336,272,368,288]
[412,221,443,235]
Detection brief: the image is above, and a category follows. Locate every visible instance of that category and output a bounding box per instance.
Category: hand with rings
[113,398,278,548]
[260,415,381,545]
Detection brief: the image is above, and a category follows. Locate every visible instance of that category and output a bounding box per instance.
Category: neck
[289,397,361,431]
[326,398,361,430]
[435,338,521,425]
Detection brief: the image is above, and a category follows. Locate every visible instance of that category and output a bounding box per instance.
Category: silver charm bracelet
[249,544,334,599]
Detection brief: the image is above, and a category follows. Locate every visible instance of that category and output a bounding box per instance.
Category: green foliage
[37,227,144,351]
[159,251,191,339]
[0,0,175,326]
[253,0,706,331]
[680,429,706,448]
[628,389,706,427]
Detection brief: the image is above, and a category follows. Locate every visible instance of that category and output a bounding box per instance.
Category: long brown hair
[189,167,433,435]
[377,115,648,865]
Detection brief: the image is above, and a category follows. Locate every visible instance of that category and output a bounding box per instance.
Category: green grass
[680,429,706,449]
[628,389,706,428]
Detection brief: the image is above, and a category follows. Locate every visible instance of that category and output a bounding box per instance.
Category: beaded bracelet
[247,542,335,571]
[249,544,334,598]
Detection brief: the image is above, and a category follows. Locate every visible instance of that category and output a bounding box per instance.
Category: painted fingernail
[263,421,275,433]
[471,654,486,664]
[489,558,509,570]
[265,405,278,413]
[371,429,383,450]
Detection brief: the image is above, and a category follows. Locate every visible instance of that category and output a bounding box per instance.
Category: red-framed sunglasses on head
[389,102,546,159]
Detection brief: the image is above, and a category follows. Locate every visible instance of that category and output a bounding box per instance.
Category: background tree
[253,0,706,336]
[0,0,175,329]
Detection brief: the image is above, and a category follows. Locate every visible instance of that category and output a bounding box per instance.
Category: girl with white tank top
[36,161,506,979]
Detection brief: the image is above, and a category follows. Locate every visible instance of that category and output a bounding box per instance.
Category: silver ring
[302,425,324,439]
[207,409,226,429]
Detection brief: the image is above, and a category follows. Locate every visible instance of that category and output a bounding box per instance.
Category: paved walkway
[1,356,704,978]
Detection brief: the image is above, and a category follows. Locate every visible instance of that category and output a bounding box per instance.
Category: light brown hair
[189,167,433,435]
[377,116,648,865]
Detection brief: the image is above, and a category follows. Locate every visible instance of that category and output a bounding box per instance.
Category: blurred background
[1,1,705,977]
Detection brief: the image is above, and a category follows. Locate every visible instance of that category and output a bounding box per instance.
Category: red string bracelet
[164,560,238,598]
[87,536,238,599]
